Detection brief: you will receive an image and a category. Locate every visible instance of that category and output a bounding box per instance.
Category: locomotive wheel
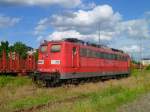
[45,77,60,87]
[35,80,56,87]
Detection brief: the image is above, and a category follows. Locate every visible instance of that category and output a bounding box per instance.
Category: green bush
[146,65,150,70]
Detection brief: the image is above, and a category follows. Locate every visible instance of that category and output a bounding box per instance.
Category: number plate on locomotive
[51,60,60,64]
[38,60,44,64]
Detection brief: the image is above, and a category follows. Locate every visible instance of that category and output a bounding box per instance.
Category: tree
[0,41,9,57]
[13,42,28,59]
[0,41,35,59]
[132,60,140,65]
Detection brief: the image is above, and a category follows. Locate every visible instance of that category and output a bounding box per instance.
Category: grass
[69,83,146,112]
[43,70,150,112]
[0,76,32,87]
[0,70,150,112]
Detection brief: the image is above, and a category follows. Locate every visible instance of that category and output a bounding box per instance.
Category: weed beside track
[0,70,150,112]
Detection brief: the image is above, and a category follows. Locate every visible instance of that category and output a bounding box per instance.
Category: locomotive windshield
[51,45,61,52]
[40,45,47,53]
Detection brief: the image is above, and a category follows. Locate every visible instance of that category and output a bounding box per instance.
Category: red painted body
[0,50,36,75]
[38,39,131,80]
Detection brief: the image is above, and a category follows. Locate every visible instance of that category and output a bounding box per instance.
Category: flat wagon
[0,50,36,76]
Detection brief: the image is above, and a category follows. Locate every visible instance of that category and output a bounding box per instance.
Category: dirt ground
[118,93,150,112]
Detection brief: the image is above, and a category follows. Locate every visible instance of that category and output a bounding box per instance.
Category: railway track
[14,95,87,112]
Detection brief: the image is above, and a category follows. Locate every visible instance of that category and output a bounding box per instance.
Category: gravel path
[118,93,150,112]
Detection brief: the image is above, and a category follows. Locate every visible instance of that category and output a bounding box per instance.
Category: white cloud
[35,5,150,52]
[35,5,121,39]
[34,18,50,35]
[118,19,150,39]
[121,45,141,53]
[50,4,121,34]
[47,30,114,42]
[0,0,82,8]
[0,15,20,28]
[80,2,96,10]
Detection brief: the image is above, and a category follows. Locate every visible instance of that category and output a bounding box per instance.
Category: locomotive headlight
[38,60,44,64]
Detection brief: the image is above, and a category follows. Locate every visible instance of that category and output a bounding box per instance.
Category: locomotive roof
[42,38,126,55]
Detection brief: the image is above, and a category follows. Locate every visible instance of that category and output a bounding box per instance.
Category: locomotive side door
[72,46,79,68]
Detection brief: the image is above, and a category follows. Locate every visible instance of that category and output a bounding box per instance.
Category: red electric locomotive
[33,38,131,86]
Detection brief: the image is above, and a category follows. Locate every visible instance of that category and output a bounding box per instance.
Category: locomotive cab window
[51,45,61,52]
[40,45,48,53]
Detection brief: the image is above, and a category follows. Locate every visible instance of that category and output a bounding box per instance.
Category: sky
[0,0,150,60]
